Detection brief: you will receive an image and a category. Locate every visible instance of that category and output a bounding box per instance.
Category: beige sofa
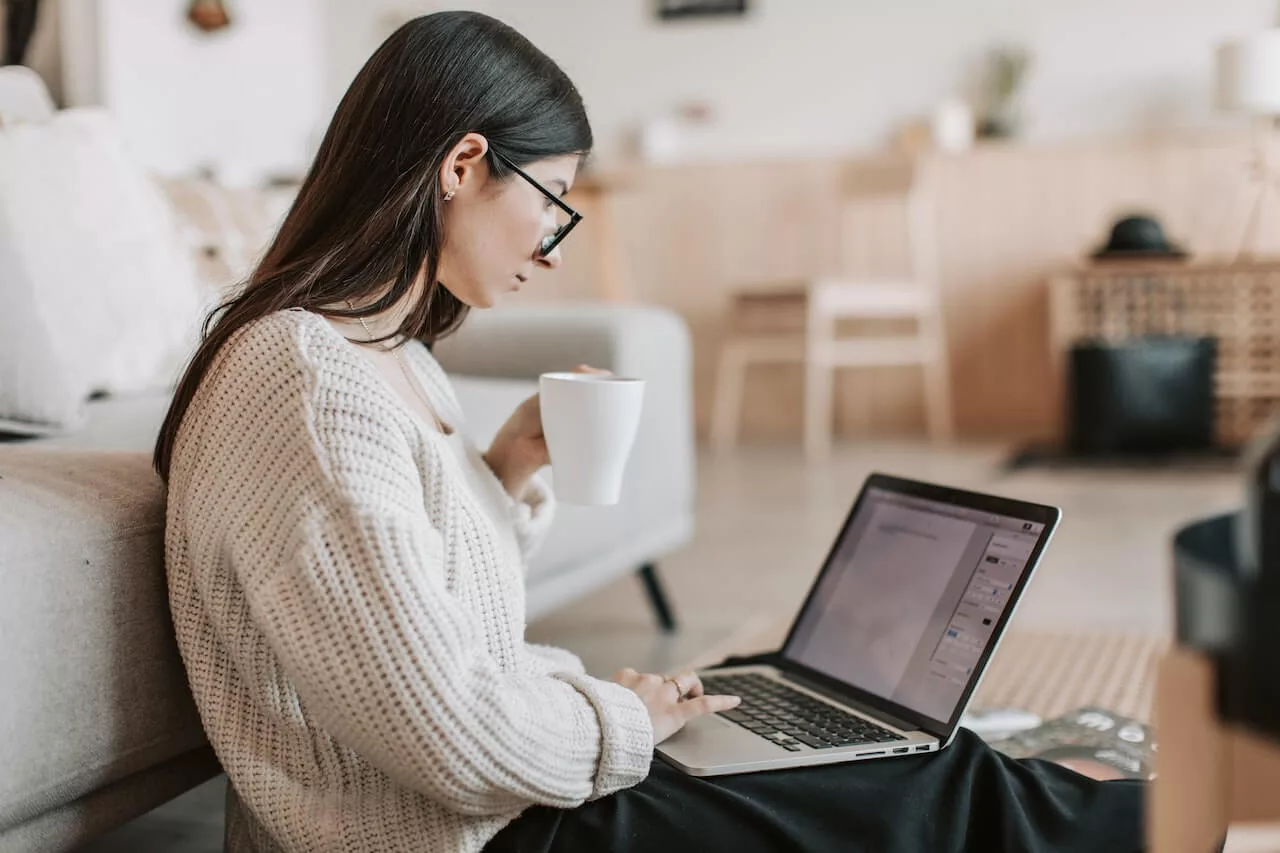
[0,302,695,852]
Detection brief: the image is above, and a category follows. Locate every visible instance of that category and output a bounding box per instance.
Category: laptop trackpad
[660,712,785,765]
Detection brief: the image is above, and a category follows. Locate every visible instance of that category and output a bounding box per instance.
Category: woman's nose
[535,243,563,270]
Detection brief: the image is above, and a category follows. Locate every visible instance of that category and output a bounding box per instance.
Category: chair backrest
[836,155,938,288]
[0,65,56,125]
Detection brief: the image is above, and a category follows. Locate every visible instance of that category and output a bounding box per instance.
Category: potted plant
[977,46,1032,139]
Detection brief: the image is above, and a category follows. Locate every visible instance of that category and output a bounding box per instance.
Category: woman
[156,12,1143,853]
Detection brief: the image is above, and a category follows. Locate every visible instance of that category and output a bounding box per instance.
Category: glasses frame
[490,149,583,257]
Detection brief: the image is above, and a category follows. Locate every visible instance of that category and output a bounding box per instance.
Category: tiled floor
[77,441,1259,852]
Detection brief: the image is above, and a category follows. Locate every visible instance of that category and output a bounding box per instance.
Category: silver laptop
[657,472,1061,777]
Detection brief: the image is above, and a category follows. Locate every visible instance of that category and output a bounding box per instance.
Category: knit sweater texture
[164,308,654,852]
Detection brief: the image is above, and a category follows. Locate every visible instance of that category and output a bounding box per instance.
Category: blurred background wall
[17,0,1274,177]
[11,0,1280,442]
[327,0,1271,162]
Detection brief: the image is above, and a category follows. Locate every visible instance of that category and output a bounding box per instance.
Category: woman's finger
[572,364,612,375]
[679,693,741,721]
[664,671,704,701]
[638,672,664,690]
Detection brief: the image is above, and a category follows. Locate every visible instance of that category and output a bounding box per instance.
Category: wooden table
[1150,648,1280,853]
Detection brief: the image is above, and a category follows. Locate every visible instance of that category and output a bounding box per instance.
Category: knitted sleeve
[524,642,588,677]
[233,327,653,816]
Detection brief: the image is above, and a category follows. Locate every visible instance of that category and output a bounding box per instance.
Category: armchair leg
[637,563,677,633]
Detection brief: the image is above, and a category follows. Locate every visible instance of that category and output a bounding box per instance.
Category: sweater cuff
[553,672,654,799]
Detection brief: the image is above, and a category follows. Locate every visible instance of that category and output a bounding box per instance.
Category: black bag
[1068,336,1216,454]
[1067,271,1217,454]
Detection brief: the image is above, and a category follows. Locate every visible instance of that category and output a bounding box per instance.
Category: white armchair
[434,301,697,623]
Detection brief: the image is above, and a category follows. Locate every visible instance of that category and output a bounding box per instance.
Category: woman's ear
[439,132,490,199]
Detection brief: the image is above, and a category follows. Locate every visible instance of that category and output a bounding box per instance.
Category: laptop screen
[781,484,1047,727]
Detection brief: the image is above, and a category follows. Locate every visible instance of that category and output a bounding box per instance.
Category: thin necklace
[351,305,453,436]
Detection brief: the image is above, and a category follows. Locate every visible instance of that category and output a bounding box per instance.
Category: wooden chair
[709,157,953,458]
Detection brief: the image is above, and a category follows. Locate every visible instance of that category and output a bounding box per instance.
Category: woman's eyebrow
[552,179,569,197]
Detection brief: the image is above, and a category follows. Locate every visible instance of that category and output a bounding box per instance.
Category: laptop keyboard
[701,673,906,752]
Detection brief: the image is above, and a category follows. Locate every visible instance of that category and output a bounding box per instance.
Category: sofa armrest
[432,303,686,382]
[433,302,696,522]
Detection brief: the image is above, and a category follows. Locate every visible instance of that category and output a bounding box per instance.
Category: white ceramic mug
[538,372,645,506]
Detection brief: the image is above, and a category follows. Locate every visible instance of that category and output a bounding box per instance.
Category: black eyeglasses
[490,150,583,257]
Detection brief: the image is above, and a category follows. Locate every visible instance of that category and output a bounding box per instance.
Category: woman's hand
[483,365,609,498]
[612,668,741,745]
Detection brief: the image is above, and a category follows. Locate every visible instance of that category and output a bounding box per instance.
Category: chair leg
[804,358,834,460]
[922,334,954,443]
[636,563,677,633]
[710,343,746,453]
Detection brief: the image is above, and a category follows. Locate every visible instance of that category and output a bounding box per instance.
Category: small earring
[443,190,455,201]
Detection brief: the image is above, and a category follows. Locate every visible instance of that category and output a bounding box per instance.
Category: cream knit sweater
[164,308,654,853]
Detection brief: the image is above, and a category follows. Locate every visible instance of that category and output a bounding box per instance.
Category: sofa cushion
[0,109,204,434]
[0,449,208,832]
[28,391,171,453]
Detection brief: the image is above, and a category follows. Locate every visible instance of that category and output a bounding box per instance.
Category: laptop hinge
[776,669,927,735]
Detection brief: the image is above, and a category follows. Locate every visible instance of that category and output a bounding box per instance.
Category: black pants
[485,727,1143,853]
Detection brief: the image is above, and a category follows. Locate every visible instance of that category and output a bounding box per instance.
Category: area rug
[1003,442,1240,475]
[971,630,1168,723]
[682,618,1169,724]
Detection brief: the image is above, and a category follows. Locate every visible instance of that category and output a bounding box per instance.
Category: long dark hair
[153,11,592,482]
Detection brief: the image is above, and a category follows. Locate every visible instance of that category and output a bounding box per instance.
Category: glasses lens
[540,227,565,256]
[537,198,573,255]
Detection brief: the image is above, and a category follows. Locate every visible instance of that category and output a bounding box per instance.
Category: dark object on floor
[1175,513,1280,743]
[1092,214,1187,260]
[1003,443,1240,473]
[1068,336,1217,455]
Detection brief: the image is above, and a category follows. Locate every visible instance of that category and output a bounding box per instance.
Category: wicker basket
[1050,260,1280,446]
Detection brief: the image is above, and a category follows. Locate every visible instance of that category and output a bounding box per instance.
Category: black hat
[1092,214,1187,260]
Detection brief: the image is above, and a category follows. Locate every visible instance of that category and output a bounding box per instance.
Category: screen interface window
[784,488,1044,723]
